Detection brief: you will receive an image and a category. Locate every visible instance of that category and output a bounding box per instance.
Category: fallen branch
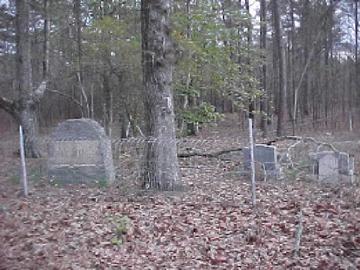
[177,136,298,159]
[178,147,243,158]
[179,135,338,159]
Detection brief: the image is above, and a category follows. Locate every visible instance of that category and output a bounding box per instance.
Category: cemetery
[0,0,360,268]
[1,115,360,269]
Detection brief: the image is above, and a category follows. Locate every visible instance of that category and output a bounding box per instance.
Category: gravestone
[315,151,339,182]
[244,144,279,176]
[48,118,115,184]
[338,152,354,176]
[311,151,354,182]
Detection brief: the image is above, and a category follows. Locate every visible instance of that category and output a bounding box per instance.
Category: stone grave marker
[315,151,339,182]
[311,151,354,182]
[48,118,115,184]
[244,144,279,176]
[338,152,354,176]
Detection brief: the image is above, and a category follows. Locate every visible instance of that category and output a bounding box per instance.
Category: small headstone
[244,144,279,176]
[338,152,354,176]
[311,151,354,182]
[316,151,339,182]
[48,118,115,184]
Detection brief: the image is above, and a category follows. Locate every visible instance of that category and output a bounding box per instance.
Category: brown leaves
[1,158,360,269]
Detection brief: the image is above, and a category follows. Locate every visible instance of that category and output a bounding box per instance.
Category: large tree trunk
[259,0,267,137]
[272,0,286,136]
[16,0,41,157]
[141,0,180,191]
[355,0,359,110]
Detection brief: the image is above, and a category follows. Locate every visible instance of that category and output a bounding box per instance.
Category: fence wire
[1,120,359,187]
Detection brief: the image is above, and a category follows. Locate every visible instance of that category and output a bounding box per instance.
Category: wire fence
[0,115,359,187]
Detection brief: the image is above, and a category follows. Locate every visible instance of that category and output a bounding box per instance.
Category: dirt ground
[1,115,360,269]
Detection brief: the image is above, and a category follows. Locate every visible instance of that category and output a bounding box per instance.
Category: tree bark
[355,0,359,110]
[259,0,267,137]
[0,0,48,157]
[245,0,254,121]
[42,0,50,80]
[16,0,41,157]
[301,0,310,117]
[355,0,358,65]
[141,0,180,191]
[103,72,113,136]
[74,0,89,117]
[272,0,286,136]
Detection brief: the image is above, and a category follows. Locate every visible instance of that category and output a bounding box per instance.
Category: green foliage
[172,0,261,113]
[96,178,108,189]
[111,236,123,246]
[175,84,200,98]
[182,102,222,125]
[110,215,132,246]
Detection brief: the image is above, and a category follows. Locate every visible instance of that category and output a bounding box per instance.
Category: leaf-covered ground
[1,154,360,269]
[1,117,360,269]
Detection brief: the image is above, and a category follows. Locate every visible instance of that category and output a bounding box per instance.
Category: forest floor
[1,114,360,269]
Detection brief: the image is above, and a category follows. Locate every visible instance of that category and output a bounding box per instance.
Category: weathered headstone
[338,152,354,176]
[48,118,115,184]
[315,151,339,182]
[311,151,354,182]
[244,144,279,176]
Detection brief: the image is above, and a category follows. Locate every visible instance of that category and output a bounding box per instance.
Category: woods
[1,1,360,268]
[0,0,359,139]
[0,0,359,187]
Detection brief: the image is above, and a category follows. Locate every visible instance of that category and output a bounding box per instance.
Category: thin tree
[141,0,180,191]
[43,0,50,81]
[245,0,254,122]
[74,0,89,117]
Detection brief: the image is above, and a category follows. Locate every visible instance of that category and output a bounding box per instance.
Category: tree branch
[178,147,243,158]
[177,135,339,159]
[0,96,17,118]
[32,80,47,102]
[47,89,83,109]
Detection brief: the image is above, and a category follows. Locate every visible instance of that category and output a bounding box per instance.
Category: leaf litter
[1,126,360,269]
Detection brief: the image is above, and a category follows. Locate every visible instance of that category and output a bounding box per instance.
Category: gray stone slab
[338,152,354,176]
[317,152,339,182]
[244,144,278,176]
[48,118,115,184]
[311,151,355,182]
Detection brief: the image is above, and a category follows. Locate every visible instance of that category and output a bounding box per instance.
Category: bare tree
[272,0,286,136]
[355,0,359,109]
[74,0,89,117]
[42,0,50,80]
[0,0,47,157]
[141,0,180,190]
[259,0,267,136]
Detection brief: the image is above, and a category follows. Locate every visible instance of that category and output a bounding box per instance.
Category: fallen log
[178,147,243,158]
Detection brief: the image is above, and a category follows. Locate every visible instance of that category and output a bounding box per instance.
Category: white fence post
[248,118,256,206]
[19,125,28,196]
